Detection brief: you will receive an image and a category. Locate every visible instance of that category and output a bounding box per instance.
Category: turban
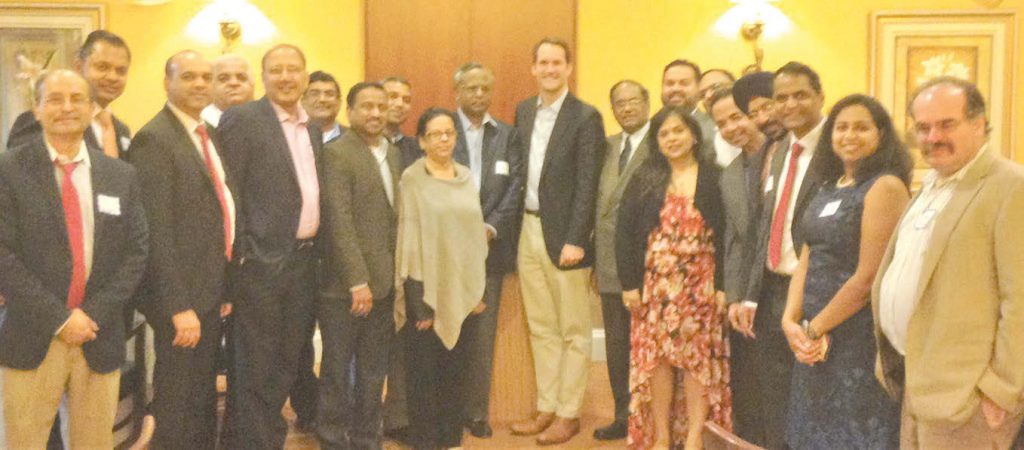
[733,71,774,115]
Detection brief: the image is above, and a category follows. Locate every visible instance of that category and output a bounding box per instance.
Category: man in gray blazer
[593,79,650,441]
[317,81,400,450]
[450,62,523,439]
[708,85,769,445]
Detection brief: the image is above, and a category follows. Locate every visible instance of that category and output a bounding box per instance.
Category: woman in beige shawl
[395,107,488,449]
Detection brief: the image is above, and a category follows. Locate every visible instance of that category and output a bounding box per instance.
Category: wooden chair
[703,421,763,450]
[114,313,149,449]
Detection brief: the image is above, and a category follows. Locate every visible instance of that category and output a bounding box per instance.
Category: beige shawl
[395,158,487,349]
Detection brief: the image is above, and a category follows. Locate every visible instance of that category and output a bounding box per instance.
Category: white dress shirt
[167,102,237,244]
[767,118,825,275]
[714,130,743,168]
[200,104,224,128]
[525,89,568,211]
[457,108,496,191]
[620,121,650,167]
[47,140,94,278]
[878,144,989,355]
[370,140,394,206]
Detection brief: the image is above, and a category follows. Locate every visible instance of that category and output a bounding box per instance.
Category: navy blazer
[0,136,148,373]
[453,114,523,274]
[7,109,132,157]
[514,93,605,268]
[218,97,324,264]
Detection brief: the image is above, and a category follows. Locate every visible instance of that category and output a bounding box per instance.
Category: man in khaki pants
[509,37,605,446]
[874,77,1024,449]
[0,70,148,449]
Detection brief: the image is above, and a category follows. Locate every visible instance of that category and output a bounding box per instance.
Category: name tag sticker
[494,160,509,175]
[914,209,937,230]
[764,175,775,193]
[97,194,121,216]
[819,200,842,217]
[119,136,131,151]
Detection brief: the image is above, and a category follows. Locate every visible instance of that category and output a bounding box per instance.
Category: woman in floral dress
[617,105,731,450]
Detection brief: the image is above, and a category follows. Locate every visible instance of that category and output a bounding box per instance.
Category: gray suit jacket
[719,149,767,303]
[320,131,401,300]
[692,109,717,164]
[595,131,650,293]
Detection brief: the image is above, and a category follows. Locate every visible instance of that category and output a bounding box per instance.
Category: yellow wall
[0,0,364,132]
[3,0,1020,162]
[577,0,1023,162]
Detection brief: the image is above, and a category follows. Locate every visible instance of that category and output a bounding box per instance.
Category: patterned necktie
[768,142,803,269]
[196,124,233,260]
[96,110,119,158]
[58,161,86,309]
[618,135,632,174]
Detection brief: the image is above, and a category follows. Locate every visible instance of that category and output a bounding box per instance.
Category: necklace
[837,175,855,188]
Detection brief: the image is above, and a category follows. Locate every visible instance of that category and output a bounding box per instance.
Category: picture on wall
[0,4,103,150]
[870,10,1016,175]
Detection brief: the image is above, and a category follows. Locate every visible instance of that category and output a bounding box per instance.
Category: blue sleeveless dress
[785,175,900,450]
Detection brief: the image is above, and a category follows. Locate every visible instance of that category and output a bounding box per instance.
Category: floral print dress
[628,193,732,449]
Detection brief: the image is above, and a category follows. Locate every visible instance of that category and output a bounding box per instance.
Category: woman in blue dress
[781,94,913,449]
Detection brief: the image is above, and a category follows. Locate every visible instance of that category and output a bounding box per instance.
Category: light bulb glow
[184,0,277,46]
[713,0,793,40]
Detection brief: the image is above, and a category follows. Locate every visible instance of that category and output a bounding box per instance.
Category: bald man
[201,54,255,127]
[0,69,147,449]
[127,50,237,449]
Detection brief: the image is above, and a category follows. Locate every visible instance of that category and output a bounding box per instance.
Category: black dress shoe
[465,419,493,438]
[592,420,628,440]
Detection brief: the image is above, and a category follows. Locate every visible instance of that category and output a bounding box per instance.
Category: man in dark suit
[126,50,236,449]
[742,61,826,449]
[708,85,769,445]
[592,79,650,441]
[449,62,522,439]
[509,37,605,446]
[382,77,423,170]
[0,69,147,449]
[317,81,400,450]
[218,44,323,450]
[660,59,716,162]
[6,30,132,158]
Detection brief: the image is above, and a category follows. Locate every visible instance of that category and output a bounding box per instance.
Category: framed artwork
[0,4,103,150]
[870,10,1016,176]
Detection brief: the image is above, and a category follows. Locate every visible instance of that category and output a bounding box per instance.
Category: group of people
[0,28,1022,450]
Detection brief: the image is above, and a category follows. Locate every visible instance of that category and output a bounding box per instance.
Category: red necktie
[58,161,86,309]
[768,142,803,270]
[196,124,233,260]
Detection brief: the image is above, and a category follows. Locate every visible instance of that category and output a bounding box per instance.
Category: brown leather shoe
[510,411,555,436]
[536,417,580,445]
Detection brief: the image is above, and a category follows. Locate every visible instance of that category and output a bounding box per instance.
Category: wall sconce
[714,0,793,71]
[184,0,277,53]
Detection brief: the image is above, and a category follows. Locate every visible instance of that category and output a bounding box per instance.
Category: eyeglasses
[748,101,775,118]
[305,89,338,100]
[613,98,645,109]
[425,129,457,141]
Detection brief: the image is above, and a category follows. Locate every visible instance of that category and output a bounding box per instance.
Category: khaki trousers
[517,214,593,418]
[900,390,1023,450]
[3,338,120,450]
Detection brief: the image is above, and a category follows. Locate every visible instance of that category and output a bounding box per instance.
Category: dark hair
[706,84,736,112]
[662,59,701,79]
[261,44,306,70]
[701,68,735,83]
[609,79,649,104]
[380,76,411,89]
[346,81,384,108]
[78,30,131,62]
[308,70,341,96]
[416,107,458,137]
[532,37,572,64]
[907,76,987,123]
[774,61,822,94]
[631,106,706,198]
[810,94,913,188]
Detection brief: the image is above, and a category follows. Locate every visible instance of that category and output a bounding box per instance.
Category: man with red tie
[0,69,148,449]
[126,50,237,449]
[741,61,826,449]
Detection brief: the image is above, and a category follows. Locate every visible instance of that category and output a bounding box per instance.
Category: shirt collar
[457,108,495,132]
[92,103,111,120]
[166,102,203,134]
[536,89,569,113]
[923,143,989,187]
[624,121,650,143]
[45,139,91,168]
[789,117,826,154]
[269,100,310,125]
[324,123,343,142]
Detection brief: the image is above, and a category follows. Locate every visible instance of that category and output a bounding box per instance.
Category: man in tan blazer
[873,77,1024,449]
[593,79,650,441]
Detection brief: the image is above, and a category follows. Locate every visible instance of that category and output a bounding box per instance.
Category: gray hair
[453,62,493,88]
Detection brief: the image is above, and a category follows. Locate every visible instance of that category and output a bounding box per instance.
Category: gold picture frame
[870,10,1016,174]
[0,4,104,149]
